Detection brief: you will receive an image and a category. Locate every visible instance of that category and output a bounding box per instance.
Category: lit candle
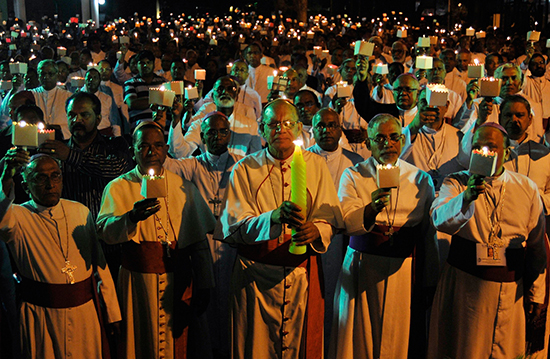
[0,80,12,91]
[184,86,199,100]
[326,64,338,75]
[337,81,353,98]
[87,63,99,71]
[194,69,206,81]
[415,55,433,70]
[70,77,85,88]
[417,36,430,48]
[466,27,475,36]
[374,63,389,75]
[469,146,497,177]
[426,83,449,107]
[12,121,38,148]
[226,63,233,74]
[166,81,185,95]
[397,28,407,38]
[37,123,55,146]
[479,77,501,97]
[9,62,27,74]
[376,163,400,188]
[289,140,307,255]
[468,59,484,78]
[313,46,322,56]
[149,86,176,106]
[57,46,67,56]
[120,35,130,44]
[527,30,540,42]
[354,41,374,57]
[475,31,486,39]
[140,169,167,198]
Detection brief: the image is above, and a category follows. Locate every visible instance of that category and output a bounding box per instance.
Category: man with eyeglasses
[217,99,344,358]
[0,150,121,358]
[391,41,411,71]
[371,62,405,104]
[168,76,261,158]
[294,89,321,148]
[244,43,274,104]
[123,50,166,128]
[330,113,438,359]
[392,73,420,127]
[164,112,241,358]
[30,60,73,139]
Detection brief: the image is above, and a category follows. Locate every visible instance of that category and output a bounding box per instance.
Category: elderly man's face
[312,110,342,152]
[201,115,232,156]
[392,76,419,110]
[457,52,471,71]
[500,101,532,142]
[230,62,249,85]
[133,127,168,175]
[498,67,522,98]
[213,78,238,109]
[427,60,446,84]
[38,64,58,90]
[366,119,404,165]
[471,126,508,175]
[294,91,319,126]
[261,101,302,158]
[283,70,302,96]
[67,98,101,143]
[25,157,63,207]
[391,43,407,63]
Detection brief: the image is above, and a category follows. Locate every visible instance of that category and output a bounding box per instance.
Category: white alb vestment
[97,167,216,359]
[217,148,344,358]
[329,157,439,359]
[31,86,73,139]
[429,170,547,359]
[245,64,273,103]
[0,188,121,359]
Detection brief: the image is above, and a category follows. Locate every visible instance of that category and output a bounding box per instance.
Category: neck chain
[483,180,506,248]
[383,187,400,241]
[266,151,292,243]
[153,196,176,257]
[36,202,77,284]
[206,153,231,217]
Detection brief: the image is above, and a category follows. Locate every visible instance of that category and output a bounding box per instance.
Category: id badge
[476,243,506,266]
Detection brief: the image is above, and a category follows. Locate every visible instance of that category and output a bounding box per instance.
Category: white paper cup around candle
[469,147,497,177]
[38,129,56,146]
[417,36,430,48]
[0,80,12,91]
[116,51,123,60]
[337,82,353,98]
[12,122,38,148]
[321,50,330,59]
[374,63,389,75]
[354,41,374,57]
[226,63,233,74]
[313,46,322,56]
[376,164,400,188]
[467,60,484,79]
[57,47,66,56]
[397,29,407,38]
[475,31,486,39]
[415,55,433,70]
[119,36,130,44]
[267,75,277,90]
[527,31,540,42]
[140,169,167,198]
[166,81,185,95]
[87,63,99,71]
[194,69,206,81]
[61,56,72,65]
[70,77,85,88]
[326,64,338,75]
[9,62,27,74]
[546,39,550,48]
[430,36,438,45]
[210,38,218,46]
[149,88,176,107]
[426,84,449,107]
[479,77,501,97]
[466,27,475,36]
[184,86,199,100]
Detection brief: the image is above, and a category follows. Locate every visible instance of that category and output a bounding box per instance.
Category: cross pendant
[385,227,395,245]
[209,197,222,215]
[61,261,77,284]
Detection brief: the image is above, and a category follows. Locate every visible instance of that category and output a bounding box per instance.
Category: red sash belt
[121,241,178,273]
[237,234,323,359]
[448,235,525,282]
[19,275,93,308]
[349,224,421,258]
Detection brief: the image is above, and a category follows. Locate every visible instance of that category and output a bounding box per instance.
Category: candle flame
[482,146,489,155]
[293,140,304,147]
[149,169,155,176]
[19,121,27,127]
[37,123,45,130]
[159,86,165,91]
[474,58,479,65]
[273,70,278,77]
[385,164,393,169]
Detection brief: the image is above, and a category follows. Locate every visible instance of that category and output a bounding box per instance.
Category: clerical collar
[266,147,294,164]
[205,150,229,167]
[30,198,61,213]
[312,143,341,160]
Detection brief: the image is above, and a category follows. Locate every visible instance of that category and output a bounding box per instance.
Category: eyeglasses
[314,123,340,131]
[263,120,297,131]
[296,101,316,110]
[392,87,418,94]
[205,128,230,137]
[369,134,404,144]
[31,172,62,185]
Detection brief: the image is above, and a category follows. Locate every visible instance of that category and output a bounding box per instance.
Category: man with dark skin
[294,89,321,147]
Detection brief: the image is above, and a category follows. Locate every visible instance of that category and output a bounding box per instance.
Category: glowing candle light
[226,63,233,74]
[194,69,206,81]
[415,55,433,70]
[337,81,352,98]
[141,169,167,198]
[376,163,400,188]
[469,146,497,177]
[289,139,307,255]
[467,58,484,78]
[479,77,501,97]
[426,84,449,107]
[57,46,67,56]
[184,86,199,100]
[12,121,38,149]
[149,86,176,106]
[37,124,55,146]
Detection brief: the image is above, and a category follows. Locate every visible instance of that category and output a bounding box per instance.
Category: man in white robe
[217,99,344,358]
[97,122,216,359]
[0,151,121,359]
[164,113,241,358]
[429,123,547,359]
[31,60,73,139]
[330,114,439,359]
[522,53,550,133]
[244,44,273,104]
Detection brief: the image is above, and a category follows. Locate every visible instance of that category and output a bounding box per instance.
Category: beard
[217,97,236,108]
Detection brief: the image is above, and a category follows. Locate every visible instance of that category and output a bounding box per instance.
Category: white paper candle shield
[9,62,27,74]
[240,43,247,51]
[546,39,550,48]
[337,82,353,98]
[119,36,130,44]
[37,129,55,146]
[326,64,338,75]
[165,81,185,95]
[354,41,374,57]
[276,77,290,92]
[0,81,12,91]
[430,36,438,45]
[376,164,400,188]
[60,56,72,66]
[87,63,100,71]
[226,63,233,74]
[527,31,540,42]
[466,27,475,36]
[9,44,17,50]
[194,69,206,80]
[116,51,123,60]
[149,88,176,106]
[57,47,67,56]
[209,38,218,46]
[184,86,199,100]
[415,55,433,70]
[479,77,501,97]
[397,29,407,38]
[417,36,430,48]
[426,84,449,107]
[469,147,497,177]
[12,122,38,148]
[475,31,486,39]
[267,75,277,90]
[70,77,85,88]
[321,50,330,59]
[467,61,485,78]
[374,63,389,75]
[313,46,322,56]
[141,171,167,198]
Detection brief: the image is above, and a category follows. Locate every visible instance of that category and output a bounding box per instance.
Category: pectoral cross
[385,226,395,245]
[61,261,77,284]
[209,197,222,216]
